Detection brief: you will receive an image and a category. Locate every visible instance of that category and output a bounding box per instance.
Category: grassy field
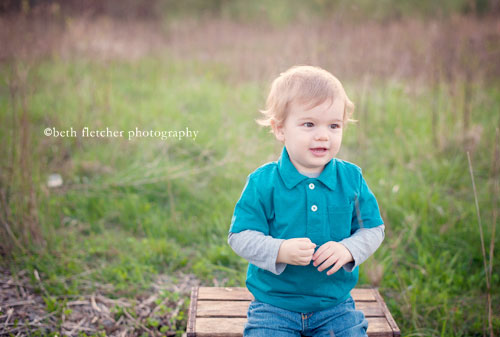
[1,9,500,337]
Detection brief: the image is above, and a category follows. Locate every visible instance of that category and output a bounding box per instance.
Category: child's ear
[271,119,285,142]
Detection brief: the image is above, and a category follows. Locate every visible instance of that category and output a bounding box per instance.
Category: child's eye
[330,124,340,129]
[303,122,314,127]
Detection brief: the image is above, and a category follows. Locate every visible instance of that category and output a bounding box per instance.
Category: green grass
[1,57,499,336]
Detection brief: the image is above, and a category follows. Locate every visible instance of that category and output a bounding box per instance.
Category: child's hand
[276,238,316,266]
[312,241,353,275]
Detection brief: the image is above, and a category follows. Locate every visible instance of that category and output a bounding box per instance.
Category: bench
[187,287,400,337]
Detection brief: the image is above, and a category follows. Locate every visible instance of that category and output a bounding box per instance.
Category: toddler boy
[228,65,385,336]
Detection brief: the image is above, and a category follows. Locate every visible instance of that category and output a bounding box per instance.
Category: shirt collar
[277,147,337,190]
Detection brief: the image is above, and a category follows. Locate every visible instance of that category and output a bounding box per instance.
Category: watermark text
[44,127,199,141]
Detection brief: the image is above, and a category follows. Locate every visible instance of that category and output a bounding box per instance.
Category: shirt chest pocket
[327,203,353,241]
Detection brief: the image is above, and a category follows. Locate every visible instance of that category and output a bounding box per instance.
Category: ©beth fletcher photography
[0,1,499,336]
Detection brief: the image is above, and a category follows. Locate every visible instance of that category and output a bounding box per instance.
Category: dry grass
[166,16,500,84]
[0,62,43,256]
[1,13,499,85]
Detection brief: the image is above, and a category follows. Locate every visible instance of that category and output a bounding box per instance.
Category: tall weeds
[467,147,497,337]
[486,128,499,337]
[0,63,43,257]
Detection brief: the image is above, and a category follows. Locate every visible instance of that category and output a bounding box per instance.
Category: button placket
[309,181,318,212]
[306,180,322,239]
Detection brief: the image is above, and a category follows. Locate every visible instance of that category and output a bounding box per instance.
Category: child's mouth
[310,147,328,156]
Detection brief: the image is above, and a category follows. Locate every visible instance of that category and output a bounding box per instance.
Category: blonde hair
[257,65,355,129]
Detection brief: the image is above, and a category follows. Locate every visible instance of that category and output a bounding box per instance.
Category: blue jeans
[244,296,368,337]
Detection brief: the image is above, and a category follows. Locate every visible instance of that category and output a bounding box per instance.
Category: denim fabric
[244,296,368,337]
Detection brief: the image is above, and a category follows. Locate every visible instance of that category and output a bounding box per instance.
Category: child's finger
[312,250,332,267]
[312,252,325,266]
[326,261,343,275]
[299,257,312,265]
[299,248,315,257]
[313,241,334,259]
[312,245,328,259]
[298,241,316,250]
[295,253,313,265]
[315,243,336,260]
[318,255,339,272]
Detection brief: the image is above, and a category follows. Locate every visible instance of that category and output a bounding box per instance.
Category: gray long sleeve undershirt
[228,225,385,275]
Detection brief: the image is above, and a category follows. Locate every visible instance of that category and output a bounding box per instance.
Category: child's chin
[309,159,330,169]
[312,155,333,163]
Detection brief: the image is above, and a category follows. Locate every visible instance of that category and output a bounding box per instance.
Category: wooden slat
[194,317,392,337]
[366,317,393,337]
[196,317,247,337]
[355,301,385,317]
[198,287,254,301]
[187,286,198,337]
[197,300,249,317]
[197,300,385,318]
[198,287,376,302]
[352,288,377,301]
[373,289,401,337]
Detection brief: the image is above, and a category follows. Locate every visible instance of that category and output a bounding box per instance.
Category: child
[228,65,385,337]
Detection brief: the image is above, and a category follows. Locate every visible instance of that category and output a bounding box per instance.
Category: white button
[311,205,318,212]
[309,183,315,190]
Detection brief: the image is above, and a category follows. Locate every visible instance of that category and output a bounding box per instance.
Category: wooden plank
[195,317,392,337]
[366,317,393,337]
[352,288,377,301]
[198,287,253,301]
[196,317,247,337]
[187,286,198,337]
[197,300,385,318]
[197,300,249,317]
[373,289,401,337]
[355,301,385,317]
[198,287,376,302]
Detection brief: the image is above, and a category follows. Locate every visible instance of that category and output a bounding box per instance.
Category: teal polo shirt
[229,147,384,313]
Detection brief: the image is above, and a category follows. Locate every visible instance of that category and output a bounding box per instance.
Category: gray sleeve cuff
[228,230,287,275]
[340,224,385,272]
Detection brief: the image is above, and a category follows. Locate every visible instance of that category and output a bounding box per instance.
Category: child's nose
[314,128,329,141]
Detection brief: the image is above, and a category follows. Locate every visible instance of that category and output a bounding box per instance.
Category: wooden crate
[187,287,400,337]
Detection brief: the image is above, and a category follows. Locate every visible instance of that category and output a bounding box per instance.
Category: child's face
[273,98,344,174]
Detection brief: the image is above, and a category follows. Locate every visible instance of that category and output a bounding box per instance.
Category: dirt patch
[0,267,199,336]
